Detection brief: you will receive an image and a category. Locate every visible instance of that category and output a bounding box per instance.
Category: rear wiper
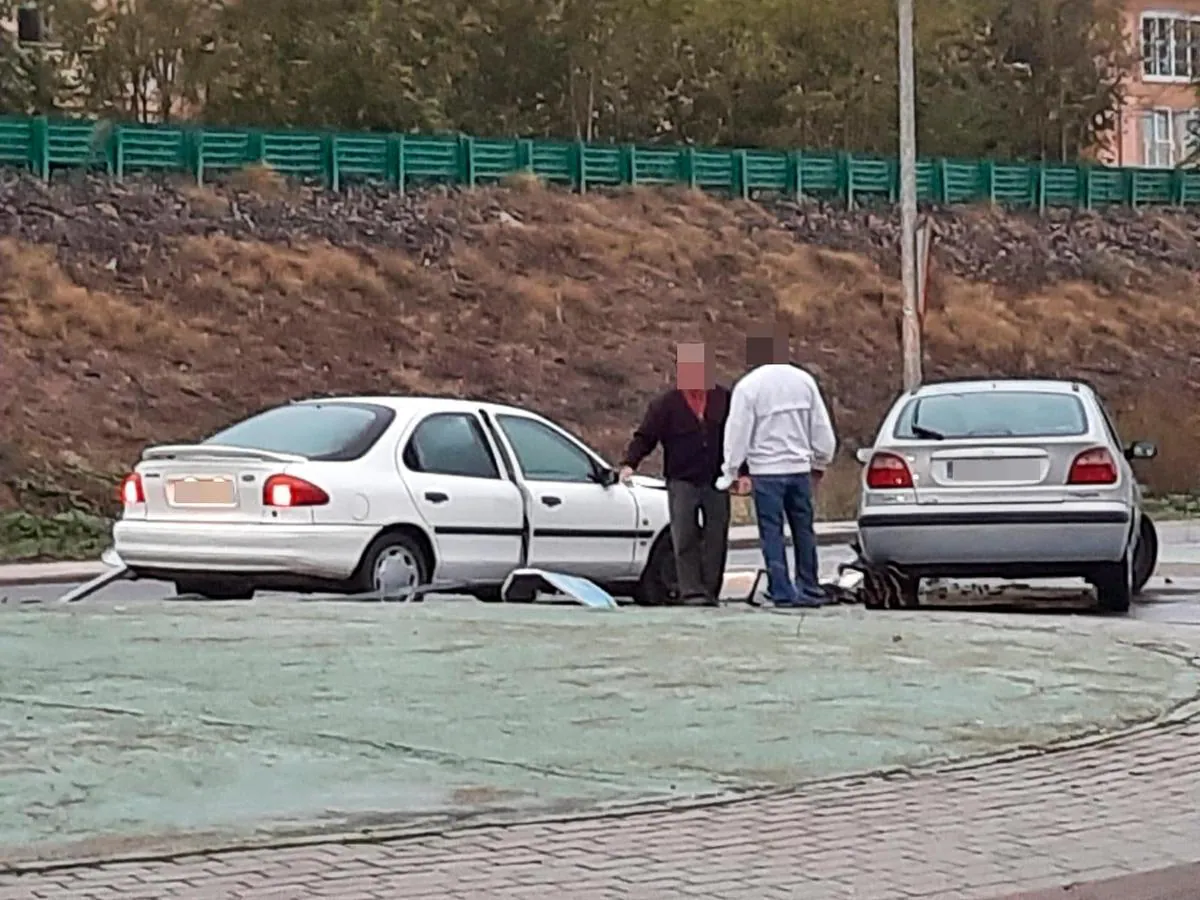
[910,424,945,440]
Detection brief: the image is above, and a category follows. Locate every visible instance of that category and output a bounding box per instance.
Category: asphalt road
[6,542,1200,624]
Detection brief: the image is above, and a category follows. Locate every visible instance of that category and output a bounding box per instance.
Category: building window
[1142,109,1174,167]
[1141,13,1199,80]
[1140,108,1200,167]
[16,4,46,44]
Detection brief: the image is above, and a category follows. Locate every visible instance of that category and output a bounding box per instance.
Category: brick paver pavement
[1000,862,1200,899]
[2,715,1198,900]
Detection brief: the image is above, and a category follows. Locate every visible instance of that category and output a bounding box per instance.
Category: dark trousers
[751,473,821,603]
[666,479,731,602]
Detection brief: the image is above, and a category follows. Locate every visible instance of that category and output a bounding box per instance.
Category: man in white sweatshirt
[716,331,837,608]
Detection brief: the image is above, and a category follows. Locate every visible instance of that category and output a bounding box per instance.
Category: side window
[497,415,595,483]
[403,413,500,479]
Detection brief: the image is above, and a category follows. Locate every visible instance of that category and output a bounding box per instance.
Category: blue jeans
[752,473,821,603]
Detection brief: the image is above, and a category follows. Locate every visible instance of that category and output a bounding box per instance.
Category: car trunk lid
[136,444,305,523]
[909,440,1096,505]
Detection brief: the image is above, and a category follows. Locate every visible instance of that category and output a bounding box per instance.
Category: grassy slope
[3,177,1200,561]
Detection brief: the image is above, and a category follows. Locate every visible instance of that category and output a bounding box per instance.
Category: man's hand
[618,465,635,484]
[812,469,825,490]
[732,475,752,496]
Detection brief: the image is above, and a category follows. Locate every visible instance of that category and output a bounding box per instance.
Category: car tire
[173,579,255,601]
[469,585,507,603]
[633,533,677,606]
[1132,515,1158,596]
[1093,551,1133,615]
[351,531,431,599]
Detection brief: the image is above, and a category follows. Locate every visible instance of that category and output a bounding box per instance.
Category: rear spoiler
[140,443,309,464]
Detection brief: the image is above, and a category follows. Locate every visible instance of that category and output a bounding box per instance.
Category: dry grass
[7,184,1200,518]
[0,240,201,354]
[179,236,392,298]
[920,276,1200,364]
[172,192,1200,499]
[498,171,546,192]
[225,163,289,199]
[179,183,232,217]
[816,461,861,520]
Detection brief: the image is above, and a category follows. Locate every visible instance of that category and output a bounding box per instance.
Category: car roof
[293,395,534,417]
[906,378,1087,398]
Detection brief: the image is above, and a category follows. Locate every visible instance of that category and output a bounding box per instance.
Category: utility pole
[897,0,921,391]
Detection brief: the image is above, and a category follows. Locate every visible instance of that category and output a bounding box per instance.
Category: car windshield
[894,390,1088,440]
[205,402,395,461]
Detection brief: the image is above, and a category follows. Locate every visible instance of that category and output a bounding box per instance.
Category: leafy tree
[0,0,1136,162]
[0,0,80,115]
[50,0,223,122]
[196,0,466,132]
[978,0,1130,161]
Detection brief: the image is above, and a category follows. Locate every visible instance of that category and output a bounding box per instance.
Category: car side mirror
[855,448,873,465]
[593,466,620,487]
[1125,441,1157,461]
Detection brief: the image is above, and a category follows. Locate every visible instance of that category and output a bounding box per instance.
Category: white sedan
[112,396,677,603]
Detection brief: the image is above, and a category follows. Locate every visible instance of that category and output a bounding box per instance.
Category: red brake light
[119,473,145,505]
[865,452,913,489]
[1068,448,1118,485]
[263,474,329,507]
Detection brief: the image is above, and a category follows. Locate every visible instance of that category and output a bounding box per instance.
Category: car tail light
[263,474,329,507]
[1068,448,1118,485]
[119,473,145,505]
[865,452,913,489]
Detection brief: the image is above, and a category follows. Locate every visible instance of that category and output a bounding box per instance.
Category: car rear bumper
[112,519,376,580]
[857,506,1132,571]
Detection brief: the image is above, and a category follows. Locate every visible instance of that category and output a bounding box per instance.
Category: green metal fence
[0,114,1197,210]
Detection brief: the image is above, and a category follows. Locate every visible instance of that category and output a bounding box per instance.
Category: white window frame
[1141,108,1176,167]
[1140,11,1200,82]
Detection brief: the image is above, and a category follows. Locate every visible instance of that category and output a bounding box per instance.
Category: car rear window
[894,391,1088,440]
[205,402,396,461]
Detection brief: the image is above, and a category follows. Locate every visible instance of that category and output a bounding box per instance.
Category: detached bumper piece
[56,564,133,604]
[741,565,869,607]
[833,540,920,609]
[848,561,920,609]
[737,541,918,610]
[501,569,619,609]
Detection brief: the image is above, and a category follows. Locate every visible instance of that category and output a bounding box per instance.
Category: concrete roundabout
[1,595,1197,870]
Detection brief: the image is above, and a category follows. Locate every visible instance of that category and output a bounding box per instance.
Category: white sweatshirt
[717,364,837,485]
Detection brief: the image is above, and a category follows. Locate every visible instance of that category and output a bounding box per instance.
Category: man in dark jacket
[618,342,742,606]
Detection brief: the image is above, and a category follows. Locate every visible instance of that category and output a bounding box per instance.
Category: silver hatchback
[854,378,1158,613]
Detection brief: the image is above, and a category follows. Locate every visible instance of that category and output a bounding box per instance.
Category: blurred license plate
[949,459,1041,482]
[169,477,236,505]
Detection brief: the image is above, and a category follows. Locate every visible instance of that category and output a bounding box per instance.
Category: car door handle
[540,495,562,507]
[424,491,449,503]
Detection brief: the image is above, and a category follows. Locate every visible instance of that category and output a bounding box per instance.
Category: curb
[730,527,856,551]
[0,527,860,588]
[0,564,110,588]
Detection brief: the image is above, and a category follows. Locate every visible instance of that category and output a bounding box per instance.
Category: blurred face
[745,328,789,367]
[676,342,710,390]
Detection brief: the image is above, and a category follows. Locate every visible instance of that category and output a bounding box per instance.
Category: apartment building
[1111,0,1200,167]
